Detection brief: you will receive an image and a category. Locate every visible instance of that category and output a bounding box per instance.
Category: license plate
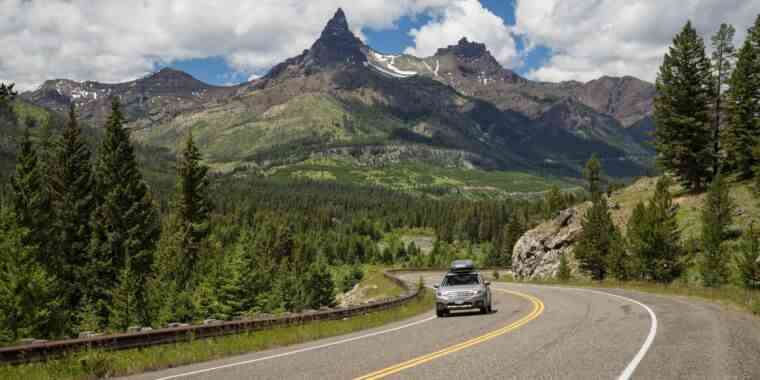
[455,300,464,305]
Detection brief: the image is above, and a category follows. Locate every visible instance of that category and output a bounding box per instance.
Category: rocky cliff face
[511,206,588,279]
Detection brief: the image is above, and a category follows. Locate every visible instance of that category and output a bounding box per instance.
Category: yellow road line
[353,289,544,380]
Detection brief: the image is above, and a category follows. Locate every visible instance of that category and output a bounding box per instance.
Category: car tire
[436,309,446,318]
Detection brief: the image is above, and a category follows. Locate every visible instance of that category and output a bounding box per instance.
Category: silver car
[434,261,492,317]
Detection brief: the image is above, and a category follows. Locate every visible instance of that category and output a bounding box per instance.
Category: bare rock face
[512,206,587,279]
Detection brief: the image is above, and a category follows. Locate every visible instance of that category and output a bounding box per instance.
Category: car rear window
[442,273,480,286]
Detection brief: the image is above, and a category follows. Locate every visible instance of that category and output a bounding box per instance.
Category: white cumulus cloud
[514,0,760,83]
[404,0,519,67]
[0,0,459,90]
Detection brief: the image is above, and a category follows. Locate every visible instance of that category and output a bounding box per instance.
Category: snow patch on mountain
[368,51,417,78]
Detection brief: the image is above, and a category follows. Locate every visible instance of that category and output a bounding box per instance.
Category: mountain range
[18,8,656,193]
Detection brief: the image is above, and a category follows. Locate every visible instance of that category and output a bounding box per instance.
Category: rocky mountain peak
[322,8,350,38]
[436,37,490,59]
[308,8,366,67]
[139,67,210,91]
[265,8,367,80]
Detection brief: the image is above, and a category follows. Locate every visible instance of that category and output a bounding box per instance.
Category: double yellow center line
[353,288,545,380]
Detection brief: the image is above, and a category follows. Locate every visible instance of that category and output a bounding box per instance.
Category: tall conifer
[700,173,734,287]
[710,24,736,174]
[724,17,760,178]
[654,21,714,190]
[90,98,160,325]
[173,131,211,289]
[49,105,95,312]
[11,119,52,266]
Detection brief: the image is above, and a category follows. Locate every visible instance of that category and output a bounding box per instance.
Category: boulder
[512,206,587,280]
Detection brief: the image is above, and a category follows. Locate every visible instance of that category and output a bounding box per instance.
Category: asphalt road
[124,272,760,380]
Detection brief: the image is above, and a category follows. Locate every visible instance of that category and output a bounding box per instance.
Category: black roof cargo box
[449,260,475,273]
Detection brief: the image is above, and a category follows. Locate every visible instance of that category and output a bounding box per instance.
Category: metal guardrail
[0,270,422,365]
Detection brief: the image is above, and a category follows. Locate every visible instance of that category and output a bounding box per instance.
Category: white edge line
[500,283,657,380]
[586,289,657,380]
[154,314,436,380]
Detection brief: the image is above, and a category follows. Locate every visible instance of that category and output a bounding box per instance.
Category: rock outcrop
[512,205,588,279]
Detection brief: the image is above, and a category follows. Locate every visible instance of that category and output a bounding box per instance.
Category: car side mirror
[484,281,491,286]
[433,285,439,289]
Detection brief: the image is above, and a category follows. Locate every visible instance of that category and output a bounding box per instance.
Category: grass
[607,176,760,240]
[497,276,760,316]
[361,266,406,299]
[0,290,434,380]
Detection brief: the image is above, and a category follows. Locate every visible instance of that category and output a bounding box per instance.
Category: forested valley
[0,87,579,343]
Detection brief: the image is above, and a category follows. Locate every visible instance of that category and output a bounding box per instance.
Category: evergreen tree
[584,155,603,198]
[733,223,760,289]
[575,196,621,281]
[89,98,159,325]
[724,17,760,178]
[172,131,211,289]
[11,122,52,265]
[557,254,571,282]
[108,258,141,331]
[304,255,336,309]
[575,157,619,280]
[654,21,714,190]
[627,177,682,282]
[606,234,630,281]
[710,24,736,174]
[544,185,564,218]
[49,105,96,313]
[501,216,524,267]
[0,209,61,342]
[700,173,734,287]
[0,83,17,123]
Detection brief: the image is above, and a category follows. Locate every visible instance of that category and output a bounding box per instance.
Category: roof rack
[449,260,475,273]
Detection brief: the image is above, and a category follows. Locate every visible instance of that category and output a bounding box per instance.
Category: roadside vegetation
[0,290,434,380]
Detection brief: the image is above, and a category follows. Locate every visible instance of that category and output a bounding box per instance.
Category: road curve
[123,272,760,380]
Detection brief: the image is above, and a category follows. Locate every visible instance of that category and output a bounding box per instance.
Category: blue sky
[161,0,551,86]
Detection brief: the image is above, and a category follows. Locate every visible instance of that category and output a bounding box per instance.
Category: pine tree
[501,216,524,267]
[49,105,96,312]
[11,122,52,265]
[304,256,336,309]
[710,24,736,175]
[0,209,61,342]
[584,155,603,198]
[733,223,760,289]
[654,21,714,190]
[89,98,159,325]
[724,17,760,178]
[700,173,734,287]
[575,196,621,281]
[544,185,564,218]
[575,157,620,281]
[557,254,571,282]
[0,83,17,123]
[108,258,141,331]
[627,177,682,282]
[172,131,211,289]
[606,234,630,281]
